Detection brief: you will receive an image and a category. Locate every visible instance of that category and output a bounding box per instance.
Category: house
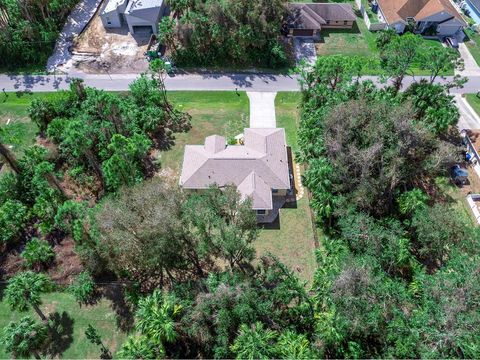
[285,3,356,37]
[376,0,467,36]
[100,0,165,34]
[179,128,292,223]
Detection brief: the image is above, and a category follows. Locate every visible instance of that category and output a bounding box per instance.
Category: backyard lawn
[0,290,128,358]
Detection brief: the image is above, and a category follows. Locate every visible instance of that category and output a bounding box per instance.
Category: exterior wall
[289,28,319,37]
[273,189,288,196]
[323,20,354,29]
[101,9,122,28]
[125,14,156,33]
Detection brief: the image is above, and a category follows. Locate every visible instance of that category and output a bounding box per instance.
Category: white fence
[355,0,386,31]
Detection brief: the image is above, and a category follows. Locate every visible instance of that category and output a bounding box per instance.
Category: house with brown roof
[179,128,292,223]
[376,0,467,36]
[285,3,357,37]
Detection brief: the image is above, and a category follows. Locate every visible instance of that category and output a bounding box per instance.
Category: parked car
[444,36,459,49]
[451,164,469,185]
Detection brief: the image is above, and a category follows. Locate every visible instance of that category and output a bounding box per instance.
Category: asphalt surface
[1,73,480,93]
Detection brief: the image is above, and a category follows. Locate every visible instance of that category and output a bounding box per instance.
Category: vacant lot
[72,2,149,74]
[0,290,128,358]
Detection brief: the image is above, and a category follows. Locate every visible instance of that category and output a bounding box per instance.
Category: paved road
[1,73,480,93]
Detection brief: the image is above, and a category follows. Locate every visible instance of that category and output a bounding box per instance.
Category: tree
[95,177,196,287]
[28,98,57,136]
[117,335,159,359]
[101,133,151,191]
[404,80,460,135]
[184,186,258,271]
[230,322,277,359]
[21,238,55,270]
[381,33,422,91]
[135,290,181,345]
[1,316,47,359]
[85,324,111,359]
[5,271,53,322]
[411,204,478,268]
[0,200,29,245]
[419,46,463,83]
[68,271,96,305]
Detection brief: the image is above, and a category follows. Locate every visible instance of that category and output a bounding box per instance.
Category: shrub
[69,271,96,305]
[21,238,55,270]
[0,200,29,245]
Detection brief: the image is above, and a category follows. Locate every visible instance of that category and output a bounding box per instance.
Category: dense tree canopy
[0,0,78,69]
[163,0,289,67]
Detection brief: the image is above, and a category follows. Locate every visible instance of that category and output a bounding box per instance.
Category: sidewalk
[456,42,480,77]
[456,94,480,130]
[46,0,102,72]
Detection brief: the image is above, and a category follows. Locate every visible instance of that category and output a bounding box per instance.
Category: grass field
[465,28,480,67]
[0,291,128,358]
[0,92,63,157]
[315,7,452,76]
[466,93,480,116]
[159,91,249,170]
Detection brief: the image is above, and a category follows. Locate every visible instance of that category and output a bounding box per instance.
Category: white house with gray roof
[180,128,292,222]
[100,0,165,34]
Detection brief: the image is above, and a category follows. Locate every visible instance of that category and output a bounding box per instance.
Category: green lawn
[466,93,480,116]
[316,7,452,76]
[465,28,480,67]
[159,91,250,170]
[276,92,302,152]
[0,92,63,157]
[0,291,128,358]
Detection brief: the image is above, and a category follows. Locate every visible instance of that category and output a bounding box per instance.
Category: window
[326,20,330,25]
[344,20,348,25]
[257,210,266,215]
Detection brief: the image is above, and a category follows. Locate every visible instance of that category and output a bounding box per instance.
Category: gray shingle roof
[180,128,290,210]
[287,3,356,29]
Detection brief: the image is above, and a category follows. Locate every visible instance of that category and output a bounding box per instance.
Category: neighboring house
[376,0,467,36]
[100,0,165,34]
[285,3,356,37]
[180,128,293,223]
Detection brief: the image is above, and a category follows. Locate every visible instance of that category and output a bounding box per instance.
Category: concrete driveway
[294,38,317,66]
[456,94,480,130]
[456,42,480,76]
[47,0,102,73]
[247,92,277,128]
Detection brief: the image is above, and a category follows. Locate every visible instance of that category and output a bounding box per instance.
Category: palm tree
[0,316,47,359]
[117,335,160,359]
[230,322,277,360]
[5,271,53,322]
[135,290,181,344]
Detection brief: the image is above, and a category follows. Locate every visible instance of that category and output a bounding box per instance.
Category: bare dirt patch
[72,2,150,74]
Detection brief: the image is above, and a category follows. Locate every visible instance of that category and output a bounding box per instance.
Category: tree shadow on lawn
[44,311,75,357]
[101,284,135,332]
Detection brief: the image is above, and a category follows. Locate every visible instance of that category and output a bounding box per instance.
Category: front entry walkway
[247,92,277,128]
